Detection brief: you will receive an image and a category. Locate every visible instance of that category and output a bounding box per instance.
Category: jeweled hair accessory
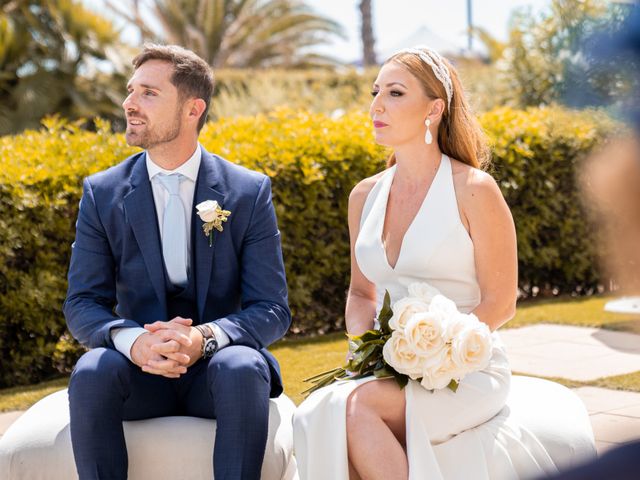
[393,46,453,111]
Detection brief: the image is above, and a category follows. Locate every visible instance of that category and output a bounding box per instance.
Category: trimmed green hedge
[482,107,616,296]
[0,107,614,387]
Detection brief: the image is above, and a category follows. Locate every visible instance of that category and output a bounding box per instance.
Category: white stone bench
[499,376,597,471]
[0,377,596,479]
[0,389,298,480]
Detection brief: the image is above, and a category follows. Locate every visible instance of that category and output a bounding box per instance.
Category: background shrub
[0,107,615,387]
[210,69,377,119]
[210,62,505,119]
[0,118,135,387]
[482,106,616,296]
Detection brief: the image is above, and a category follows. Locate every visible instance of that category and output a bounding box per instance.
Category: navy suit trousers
[68,345,271,480]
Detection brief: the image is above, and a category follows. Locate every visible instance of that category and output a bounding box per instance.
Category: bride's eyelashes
[370,90,404,97]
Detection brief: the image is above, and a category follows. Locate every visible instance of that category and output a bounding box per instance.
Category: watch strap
[195,324,218,358]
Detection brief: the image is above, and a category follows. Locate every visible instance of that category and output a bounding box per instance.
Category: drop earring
[424,118,433,145]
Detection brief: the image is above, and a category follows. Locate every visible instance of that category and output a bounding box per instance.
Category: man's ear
[187,98,207,123]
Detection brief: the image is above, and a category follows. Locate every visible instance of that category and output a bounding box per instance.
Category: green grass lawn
[1,295,638,412]
[508,295,640,333]
[0,378,70,413]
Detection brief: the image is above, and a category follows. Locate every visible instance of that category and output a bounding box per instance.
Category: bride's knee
[346,380,407,446]
[346,380,404,424]
[346,384,374,430]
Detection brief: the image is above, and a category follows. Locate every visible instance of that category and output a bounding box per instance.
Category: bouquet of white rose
[303,282,493,396]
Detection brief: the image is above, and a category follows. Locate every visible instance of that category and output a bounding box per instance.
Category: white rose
[420,347,457,390]
[389,297,429,332]
[196,200,219,223]
[450,315,493,373]
[408,282,441,304]
[382,331,423,379]
[404,311,448,358]
[444,312,471,342]
[428,294,459,318]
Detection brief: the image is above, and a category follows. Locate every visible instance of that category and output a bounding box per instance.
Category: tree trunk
[359,0,376,66]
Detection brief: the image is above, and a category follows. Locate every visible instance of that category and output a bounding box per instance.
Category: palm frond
[111,0,344,68]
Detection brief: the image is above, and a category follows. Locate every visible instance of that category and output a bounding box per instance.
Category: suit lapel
[194,151,226,321]
[123,154,167,311]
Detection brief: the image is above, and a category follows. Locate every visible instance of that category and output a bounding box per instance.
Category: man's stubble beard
[126,108,183,149]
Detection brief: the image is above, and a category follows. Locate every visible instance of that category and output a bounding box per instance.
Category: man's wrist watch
[195,324,218,359]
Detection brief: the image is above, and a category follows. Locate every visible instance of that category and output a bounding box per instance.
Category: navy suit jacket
[63,147,291,396]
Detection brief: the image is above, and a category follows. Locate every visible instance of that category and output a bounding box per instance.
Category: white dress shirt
[111,145,230,361]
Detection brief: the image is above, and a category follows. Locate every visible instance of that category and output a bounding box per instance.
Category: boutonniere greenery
[196,200,231,247]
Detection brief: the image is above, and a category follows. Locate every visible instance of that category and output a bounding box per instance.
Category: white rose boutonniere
[196,200,231,247]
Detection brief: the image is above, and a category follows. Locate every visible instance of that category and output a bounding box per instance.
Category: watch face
[203,337,218,358]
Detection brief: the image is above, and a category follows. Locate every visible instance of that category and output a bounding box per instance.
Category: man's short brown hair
[132,44,214,132]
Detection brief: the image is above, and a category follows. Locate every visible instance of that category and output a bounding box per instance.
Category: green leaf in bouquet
[378,290,393,333]
[357,330,384,344]
[354,339,385,353]
[374,359,386,370]
[361,350,382,372]
[302,367,350,396]
[393,372,409,389]
[447,379,459,393]
[355,344,379,373]
[373,365,395,378]
[346,333,364,347]
[346,355,362,372]
[303,367,346,383]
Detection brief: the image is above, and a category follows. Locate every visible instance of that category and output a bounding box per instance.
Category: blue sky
[85,0,554,61]
[305,0,553,61]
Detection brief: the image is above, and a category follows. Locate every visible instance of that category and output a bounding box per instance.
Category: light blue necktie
[157,173,188,287]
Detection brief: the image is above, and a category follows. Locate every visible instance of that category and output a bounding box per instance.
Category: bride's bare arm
[458,168,518,331]
[345,178,379,336]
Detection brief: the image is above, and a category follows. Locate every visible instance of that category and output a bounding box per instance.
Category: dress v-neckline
[379,154,447,271]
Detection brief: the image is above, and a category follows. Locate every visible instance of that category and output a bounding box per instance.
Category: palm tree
[466,0,473,52]
[359,0,376,66]
[0,0,124,135]
[107,0,345,68]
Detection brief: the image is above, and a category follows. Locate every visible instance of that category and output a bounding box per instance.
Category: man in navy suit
[63,44,291,480]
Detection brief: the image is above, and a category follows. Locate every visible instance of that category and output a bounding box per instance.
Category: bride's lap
[407,362,511,444]
[344,350,510,443]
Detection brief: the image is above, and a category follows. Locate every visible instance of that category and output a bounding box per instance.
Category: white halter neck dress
[293,156,557,479]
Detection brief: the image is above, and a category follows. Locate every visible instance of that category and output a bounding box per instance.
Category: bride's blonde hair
[384,49,490,170]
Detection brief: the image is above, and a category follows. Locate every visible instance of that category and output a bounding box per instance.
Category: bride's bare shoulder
[450,158,510,228]
[349,170,386,207]
[347,171,386,227]
[450,158,501,200]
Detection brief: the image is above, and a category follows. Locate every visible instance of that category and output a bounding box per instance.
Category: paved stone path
[574,387,640,453]
[499,324,640,381]
[0,411,23,439]
[499,324,640,453]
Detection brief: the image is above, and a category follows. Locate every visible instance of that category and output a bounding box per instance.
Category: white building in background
[377,24,489,63]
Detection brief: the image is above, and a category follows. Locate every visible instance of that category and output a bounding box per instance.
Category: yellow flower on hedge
[196,200,231,247]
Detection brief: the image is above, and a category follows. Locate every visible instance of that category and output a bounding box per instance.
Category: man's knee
[69,347,131,396]
[207,345,270,389]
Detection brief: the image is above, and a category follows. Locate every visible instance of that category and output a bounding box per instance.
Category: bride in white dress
[293,47,558,480]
